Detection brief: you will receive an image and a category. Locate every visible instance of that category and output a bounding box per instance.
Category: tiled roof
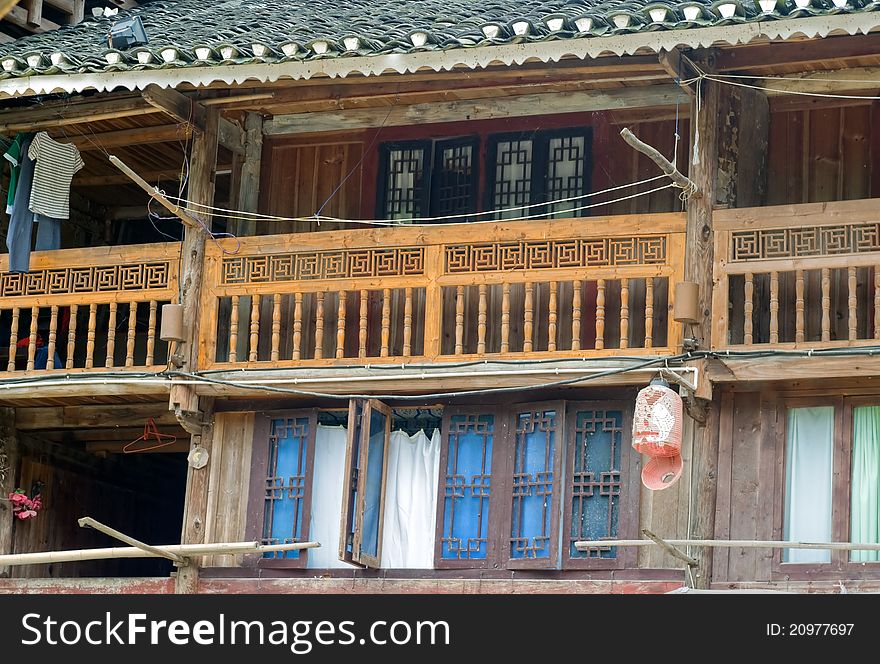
[0,0,876,79]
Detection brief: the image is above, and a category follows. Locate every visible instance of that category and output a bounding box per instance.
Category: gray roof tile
[0,0,876,78]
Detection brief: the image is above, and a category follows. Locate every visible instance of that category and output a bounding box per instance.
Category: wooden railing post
[423,245,445,360]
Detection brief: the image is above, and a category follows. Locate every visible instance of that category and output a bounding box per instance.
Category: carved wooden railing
[712,199,880,349]
[200,215,686,369]
[0,243,180,373]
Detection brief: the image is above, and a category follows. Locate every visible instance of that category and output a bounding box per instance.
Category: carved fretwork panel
[438,413,495,564]
[510,407,560,562]
[262,416,313,560]
[0,262,171,297]
[567,410,623,560]
[444,236,667,273]
[222,248,425,285]
[731,223,880,262]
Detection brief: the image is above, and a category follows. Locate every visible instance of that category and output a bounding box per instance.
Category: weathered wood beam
[5,4,59,32]
[711,33,880,72]
[658,47,700,97]
[0,97,159,133]
[77,168,184,187]
[142,84,207,131]
[108,154,203,229]
[68,124,194,151]
[142,84,244,156]
[264,84,688,135]
[685,69,721,591]
[78,517,188,564]
[15,404,178,430]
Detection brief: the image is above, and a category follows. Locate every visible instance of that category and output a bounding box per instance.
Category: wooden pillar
[685,72,720,590]
[170,107,219,594]
[0,408,18,578]
[234,113,263,360]
[234,112,263,237]
[716,86,769,208]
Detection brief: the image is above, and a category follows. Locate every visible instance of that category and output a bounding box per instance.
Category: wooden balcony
[710,199,880,383]
[200,214,686,370]
[0,243,179,378]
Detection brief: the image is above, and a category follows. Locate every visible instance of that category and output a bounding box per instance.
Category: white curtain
[783,407,834,563]
[306,424,440,569]
[851,406,880,562]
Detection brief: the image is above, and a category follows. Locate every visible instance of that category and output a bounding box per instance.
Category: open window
[339,398,392,567]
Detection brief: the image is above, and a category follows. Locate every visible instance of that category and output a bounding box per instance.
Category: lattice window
[567,410,623,559]
[546,135,588,219]
[488,129,591,220]
[382,144,427,220]
[432,139,477,218]
[509,406,561,563]
[491,138,534,220]
[261,415,315,561]
[437,412,495,566]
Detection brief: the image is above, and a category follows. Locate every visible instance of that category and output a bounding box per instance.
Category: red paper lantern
[632,377,684,490]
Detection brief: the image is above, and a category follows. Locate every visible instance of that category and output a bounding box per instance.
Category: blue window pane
[569,410,623,559]
[360,407,388,559]
[263,417,311,559]
[441,413,494,560]
[511,409,557,559]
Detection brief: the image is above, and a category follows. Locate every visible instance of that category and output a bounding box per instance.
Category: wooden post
[685,70,721,590]
[0,408,18,578]
[171,107,220,595]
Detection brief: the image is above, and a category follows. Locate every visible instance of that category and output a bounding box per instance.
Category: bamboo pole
[0,541,320,567]
[78,517,187,565]
[576,538,880,551]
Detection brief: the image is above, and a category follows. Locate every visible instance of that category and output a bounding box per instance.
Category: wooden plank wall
[202,412,254,567]
[767,103,874,205]
[637,409,693,569]
[712,390,778,583]
[258,114,689,233]
[260,136,365,234]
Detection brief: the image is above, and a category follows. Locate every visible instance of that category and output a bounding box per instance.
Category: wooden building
[1,0,880,593]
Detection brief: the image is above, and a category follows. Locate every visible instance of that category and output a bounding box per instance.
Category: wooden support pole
[0,408,18,578]
[620,127,699,196]
[685,69,721,590]
[108,155,201,230]
[233,112,263,237]
[78,517,188,564]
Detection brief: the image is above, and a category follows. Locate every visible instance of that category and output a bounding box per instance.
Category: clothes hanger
[123,418,178,453]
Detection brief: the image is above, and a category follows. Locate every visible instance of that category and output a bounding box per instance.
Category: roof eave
[1,13,877,99]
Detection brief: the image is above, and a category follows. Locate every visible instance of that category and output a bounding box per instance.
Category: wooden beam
[76,168,185,187]
[658,47,699,97]
[620,127,698,195]
[4,4,59,31]
[0,97,158,133]
[25,0,42,26]
[142,84,207,131]
[68,124,194,151]
[264,85,688,135]
[641,529,699,567]
[142,85,244,155]
[711,33,880,72]
[0,407,18,578]
[15,404,178,430]
[38,426,181,443]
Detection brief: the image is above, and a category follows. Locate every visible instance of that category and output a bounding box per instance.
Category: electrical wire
[160,180,675,229]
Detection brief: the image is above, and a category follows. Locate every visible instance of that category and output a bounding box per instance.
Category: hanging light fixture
[632,377,684,490]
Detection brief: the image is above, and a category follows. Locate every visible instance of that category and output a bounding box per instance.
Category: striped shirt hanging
[27,131,85,220]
